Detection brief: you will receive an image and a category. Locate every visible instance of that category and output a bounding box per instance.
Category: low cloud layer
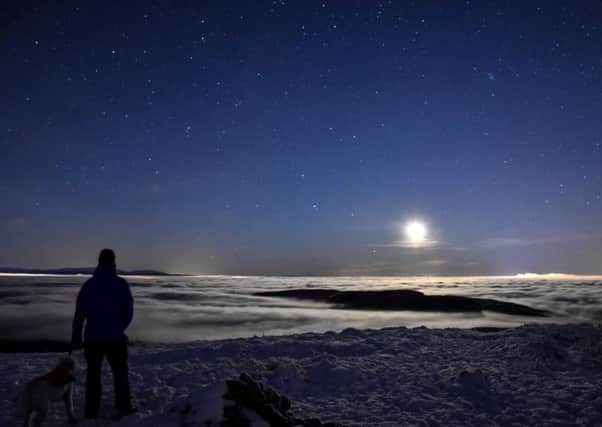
[2,274,602,344]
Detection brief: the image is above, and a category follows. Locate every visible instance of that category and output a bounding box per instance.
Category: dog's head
[55,355,77,376]
[40,355,78,387]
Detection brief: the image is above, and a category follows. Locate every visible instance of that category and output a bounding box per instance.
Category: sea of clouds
[1,274,601,343]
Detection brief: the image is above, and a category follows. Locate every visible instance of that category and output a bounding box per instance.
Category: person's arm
[71,283,88,347]
[122,279,134,330]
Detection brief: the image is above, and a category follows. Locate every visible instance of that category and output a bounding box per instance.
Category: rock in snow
[221,372,346,426]
[2,323,602,426]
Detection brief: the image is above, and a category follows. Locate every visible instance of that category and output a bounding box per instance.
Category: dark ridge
[0,340,142,353]
[255,289,549,317]
[472,326,508,333]
[151,291,208,301]
[0,340,72,353]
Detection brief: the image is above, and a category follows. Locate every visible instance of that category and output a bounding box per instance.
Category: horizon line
[1,271,601,280]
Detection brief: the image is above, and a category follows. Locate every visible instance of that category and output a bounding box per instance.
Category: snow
[2,323,602,426]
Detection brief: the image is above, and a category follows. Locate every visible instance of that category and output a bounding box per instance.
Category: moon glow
[405,221,428,243]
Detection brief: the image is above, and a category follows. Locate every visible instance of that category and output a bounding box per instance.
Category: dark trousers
[84,337,132,417]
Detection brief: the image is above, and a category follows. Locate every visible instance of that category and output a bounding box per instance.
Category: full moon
[405,221,428,243]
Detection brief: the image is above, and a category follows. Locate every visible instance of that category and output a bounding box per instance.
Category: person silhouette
[71,249,135,419]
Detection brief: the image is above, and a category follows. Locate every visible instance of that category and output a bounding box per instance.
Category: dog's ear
[57,356,77,372]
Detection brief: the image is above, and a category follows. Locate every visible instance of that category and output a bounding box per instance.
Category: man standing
[71,249,135,419]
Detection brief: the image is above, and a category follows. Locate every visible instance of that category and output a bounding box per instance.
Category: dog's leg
[31,403,48,427]
[64,385,77,424]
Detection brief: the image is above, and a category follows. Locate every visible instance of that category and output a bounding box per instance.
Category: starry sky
[1,1,601,275]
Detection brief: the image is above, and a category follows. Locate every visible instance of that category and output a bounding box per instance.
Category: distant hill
[0,267,172,276]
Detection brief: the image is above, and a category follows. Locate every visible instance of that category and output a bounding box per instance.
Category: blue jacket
[71,265,134,343]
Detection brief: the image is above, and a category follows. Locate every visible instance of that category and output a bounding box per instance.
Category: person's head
[98,248,116,267]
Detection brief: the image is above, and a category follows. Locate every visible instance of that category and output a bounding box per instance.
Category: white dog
[20,355,77,427]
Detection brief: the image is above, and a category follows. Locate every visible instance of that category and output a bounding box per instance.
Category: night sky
[1,1,601,275]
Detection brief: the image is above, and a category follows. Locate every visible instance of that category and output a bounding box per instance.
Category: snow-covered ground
[3,323,601,426]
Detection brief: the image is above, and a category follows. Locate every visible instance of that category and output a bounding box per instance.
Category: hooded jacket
[71,264,134,343]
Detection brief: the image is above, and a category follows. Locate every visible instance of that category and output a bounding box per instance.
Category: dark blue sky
[1,1,601,275]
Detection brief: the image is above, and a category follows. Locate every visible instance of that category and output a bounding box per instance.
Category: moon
[405,221,428,243]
